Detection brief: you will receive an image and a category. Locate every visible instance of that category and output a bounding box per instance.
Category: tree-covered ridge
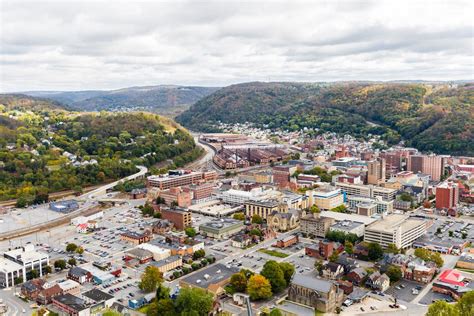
[0,95,200,203]
[177,82,473,155]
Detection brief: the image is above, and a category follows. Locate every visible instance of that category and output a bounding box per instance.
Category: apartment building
[407,154,444,181]
[161,208,192,230]
[147,170,217,190]
[346,195,394,213]
[336,182,397,201]
[158,187,192,208]
[306,186,344,211]
[367,158,386,185]
[364,214,426,249]
[435,181,459,210]
[244,199,282,219]
[300,212,335,238]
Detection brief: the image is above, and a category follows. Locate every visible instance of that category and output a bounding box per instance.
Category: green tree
[54,259,66,270]
[76,247,84,254]
[261,260,287,293]
[147,298,176,316]
[15,196,28,208]
[269,308,283,316]
[30,269,39,279]
[175,287,214,316]
[425,300,458,316]
[230,272,248,293]
[315,260,324,276]
[139,266,163,293]
[344,241,354,255]
[278,262,295,284]
[185,227,197,238]
[233,212,246,221]
[329,251,339,262]
[66,243,78,252]
[155,283,171,301]
[251,214,263,224]
[249,228,262,237]
[309,205,320,214]
[68,258,77,266]
[386,265,402,283]
[457,290,474,316]
[386,243,399,254]
[192,249,205,260]
[44,265,52,274]
[247,274,272,300]
[367,242,384,261]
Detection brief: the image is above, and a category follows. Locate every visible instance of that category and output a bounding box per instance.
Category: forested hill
[23,85,219,117]
[177,82,474,156]
[0,95,202,203]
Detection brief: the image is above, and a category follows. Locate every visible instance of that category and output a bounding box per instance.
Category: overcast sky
[0,0,473,92]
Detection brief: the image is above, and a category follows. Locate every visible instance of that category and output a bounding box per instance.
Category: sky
[0,0,473,92]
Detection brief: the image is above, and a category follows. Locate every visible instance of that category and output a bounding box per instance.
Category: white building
[364,214,426,249]
[0,257,24,288]
[136,243,171,261]
[219,188,270,205]
[346,195,394,214]
[3,245,49,281]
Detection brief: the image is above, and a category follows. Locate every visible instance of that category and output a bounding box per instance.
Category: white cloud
[0,0,472,91]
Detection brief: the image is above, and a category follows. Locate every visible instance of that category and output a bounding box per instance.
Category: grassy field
[258,249,289,258]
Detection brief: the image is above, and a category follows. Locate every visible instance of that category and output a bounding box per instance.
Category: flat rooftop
[366,214,425,233]
[0,257,23,273]
[320,211,378,225]
[331,220,365,230]
[180,263,238,289]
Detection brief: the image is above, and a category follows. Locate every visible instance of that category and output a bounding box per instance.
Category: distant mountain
[22,85,219,117]
[0,93,69,111]
[177,81,474,156]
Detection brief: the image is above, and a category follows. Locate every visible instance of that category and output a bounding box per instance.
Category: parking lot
[385,280,426,303]
[418,288,454,305]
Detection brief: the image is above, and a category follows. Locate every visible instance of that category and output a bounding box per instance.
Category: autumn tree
[247,274,272,300]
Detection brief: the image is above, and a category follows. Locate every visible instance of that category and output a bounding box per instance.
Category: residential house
[346,268,367,286]
[322,262,344,280]
[67,267,93,284]
[365,272,390,292]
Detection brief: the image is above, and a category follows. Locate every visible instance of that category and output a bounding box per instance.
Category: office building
[346,195,393,214]
[300,212,335,238]
[364,214,426,249]
[147,170,217,190]
[306,186,344,211]
[160,208,192,230]
[407,154,444,181]
[435,182,459,210]
[3,245,49,282]
[0,257,24,288]
[199,219,244,239]
[367,158,386,185]
[244,199,282,219]
[336,182,396,201]
[179,263,239,297]
[330,220,365,237]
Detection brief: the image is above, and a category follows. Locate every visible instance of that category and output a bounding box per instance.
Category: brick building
[160,208,192,230]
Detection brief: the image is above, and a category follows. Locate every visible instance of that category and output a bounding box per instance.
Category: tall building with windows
[407,155,444,181]
[435,182,459,210]
[367,158,386,185]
